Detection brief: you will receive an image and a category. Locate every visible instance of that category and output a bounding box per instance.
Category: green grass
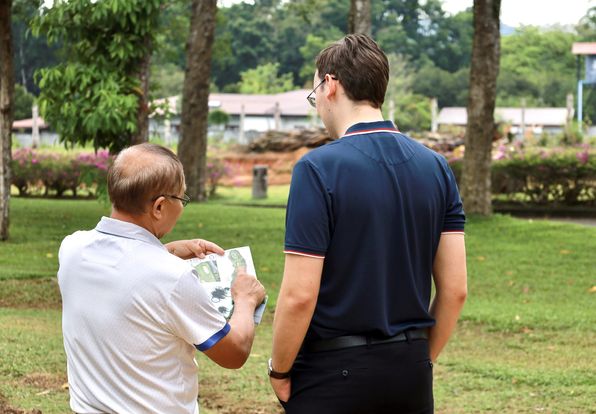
[0,196,595,413]
[210,185,290,207]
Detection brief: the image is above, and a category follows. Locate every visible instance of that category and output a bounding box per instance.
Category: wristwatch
[268,358,291,379]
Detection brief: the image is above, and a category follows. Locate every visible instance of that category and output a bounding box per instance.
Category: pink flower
[576,151,589,165]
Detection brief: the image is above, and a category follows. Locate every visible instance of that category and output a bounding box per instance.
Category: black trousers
[280,338,433,414]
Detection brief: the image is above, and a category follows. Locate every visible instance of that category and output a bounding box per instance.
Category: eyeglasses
[153,194,191,207]
[306,75,337,108]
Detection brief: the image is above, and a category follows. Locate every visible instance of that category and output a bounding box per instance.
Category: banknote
[187,246,267,324]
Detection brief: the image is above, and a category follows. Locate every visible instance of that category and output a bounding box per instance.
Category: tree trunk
[0,0,15,241]
[349,0,372,35]
[178,0,217,201]
[461,0,501,215]
[131,35,152,146]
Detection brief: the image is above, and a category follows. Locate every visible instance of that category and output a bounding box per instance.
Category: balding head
[107,143,185,215]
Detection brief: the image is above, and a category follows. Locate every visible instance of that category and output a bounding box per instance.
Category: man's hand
[270,377,291,403]
[231,269,266,309]
[203,269,266,369]
[165,239,225,260]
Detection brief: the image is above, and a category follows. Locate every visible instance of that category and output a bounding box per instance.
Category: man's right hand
[204,269,266,369]
[231,269,266,309]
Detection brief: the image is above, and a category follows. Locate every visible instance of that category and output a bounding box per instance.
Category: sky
[441,0,594,27]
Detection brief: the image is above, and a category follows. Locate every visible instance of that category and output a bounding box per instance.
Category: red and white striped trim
[441,230,465,235]
[341,128,400,138]
[283,249,326,259]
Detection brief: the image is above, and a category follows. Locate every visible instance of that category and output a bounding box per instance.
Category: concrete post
[252,165,268,199]
[32,104,40,148]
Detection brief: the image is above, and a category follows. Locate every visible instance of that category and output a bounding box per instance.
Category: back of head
[107,143,185,215]
[316,34,389,109]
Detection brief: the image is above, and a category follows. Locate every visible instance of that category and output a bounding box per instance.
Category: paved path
[545,217,596,227]
[524,217,596,227]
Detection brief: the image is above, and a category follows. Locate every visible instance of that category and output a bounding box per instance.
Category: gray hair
[107,143,185,215]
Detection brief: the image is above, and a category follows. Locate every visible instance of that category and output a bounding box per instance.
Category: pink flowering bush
[206,158,231,197]
[11,148,43,195]
[12,149,228,199]
[11,149,112,197]
[447,144,596,206]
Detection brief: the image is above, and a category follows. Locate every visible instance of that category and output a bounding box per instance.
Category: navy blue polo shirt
[284,121,465,342]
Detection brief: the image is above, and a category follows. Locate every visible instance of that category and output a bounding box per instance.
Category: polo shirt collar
[343,120,399,137]
[95,216,166,250]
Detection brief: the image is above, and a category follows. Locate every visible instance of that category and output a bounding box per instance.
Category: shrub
[448,144,596,206]
[12,149,229,199]
[11,148,42,195]
[206,158,230,198]
[11,149,112,197]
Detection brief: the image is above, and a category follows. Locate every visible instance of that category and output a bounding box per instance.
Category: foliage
[11,0,61,94]
[412,60,469,107]
[211,0,476,90]
[11,148,110,197]
[393,94,432,131]
[577,5,595,41]
[31,0,162,152]
[13,83,34,120]
[205,158,230,198]
[299,30,344,83]
[150,62,185,100]
[497,27,577,107]
[385,54,432,131]
[238,63,294,94]
[11,148,229,199]
[10,148,41,196]
[448,145,596,206]
[208,109,230,126]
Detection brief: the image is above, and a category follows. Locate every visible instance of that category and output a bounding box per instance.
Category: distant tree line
[10,0,595,130]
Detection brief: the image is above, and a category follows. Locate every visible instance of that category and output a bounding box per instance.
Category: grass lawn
[0,196,595,413]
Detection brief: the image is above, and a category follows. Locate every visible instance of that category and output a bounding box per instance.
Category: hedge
[11,148,228,198]
[449,145,596,206]
[11,148,110,197]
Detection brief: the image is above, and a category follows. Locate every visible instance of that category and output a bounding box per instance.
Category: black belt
[304,329,428,353]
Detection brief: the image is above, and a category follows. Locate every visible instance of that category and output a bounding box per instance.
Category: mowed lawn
[0,196,595,413]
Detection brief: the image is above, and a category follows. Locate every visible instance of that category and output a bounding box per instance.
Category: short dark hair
[315,34,389,108]
[108,143,185,215]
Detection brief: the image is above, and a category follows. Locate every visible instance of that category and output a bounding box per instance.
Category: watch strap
[268,358,291,379]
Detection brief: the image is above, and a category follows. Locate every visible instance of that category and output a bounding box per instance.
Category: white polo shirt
[58,217,229,414]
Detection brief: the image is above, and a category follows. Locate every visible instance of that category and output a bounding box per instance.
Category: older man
[58,143,265,414]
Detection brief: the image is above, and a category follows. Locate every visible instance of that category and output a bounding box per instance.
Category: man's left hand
[165,239,225,260]
[270,377,291,403]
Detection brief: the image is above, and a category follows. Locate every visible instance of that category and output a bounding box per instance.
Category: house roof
[12,117,48,130]
[438,107,570,127]
[154,89,315,117]
[572,42,596,55]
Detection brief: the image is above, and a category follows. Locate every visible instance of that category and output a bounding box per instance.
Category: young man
[58,143,266,413]
[269,34,467,413]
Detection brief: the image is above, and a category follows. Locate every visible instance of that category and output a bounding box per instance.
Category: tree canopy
[31,0,162,152]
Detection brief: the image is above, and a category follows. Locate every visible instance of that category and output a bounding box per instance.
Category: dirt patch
[21,373,67,392]
[0,278,61,309]
[0,393,42,414]
[199,379,281,414]
[218,149,308,187]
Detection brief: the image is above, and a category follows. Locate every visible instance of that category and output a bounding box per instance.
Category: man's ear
[150,196,165,220]
[324,74,337,100]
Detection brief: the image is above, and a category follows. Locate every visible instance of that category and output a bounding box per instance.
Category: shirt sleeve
[284,159,331,258]
[165,269,230,352]
[442,160,466,233]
